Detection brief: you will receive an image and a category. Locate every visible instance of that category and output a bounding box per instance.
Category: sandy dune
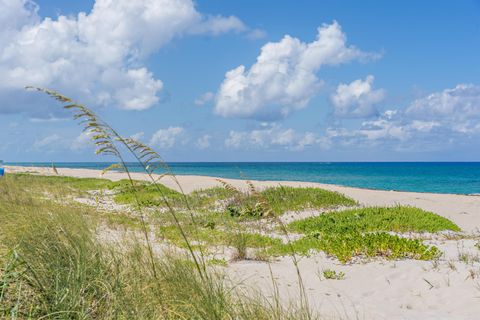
[6,165,480,319]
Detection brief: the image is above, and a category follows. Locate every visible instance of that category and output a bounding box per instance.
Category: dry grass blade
[101,163,124,176]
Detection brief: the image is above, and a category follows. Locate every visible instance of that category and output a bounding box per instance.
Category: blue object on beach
[0,168,3,177]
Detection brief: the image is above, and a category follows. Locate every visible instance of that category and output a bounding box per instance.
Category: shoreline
[6,165,480,233]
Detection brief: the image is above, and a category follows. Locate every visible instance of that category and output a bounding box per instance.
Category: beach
[5,165,480,319]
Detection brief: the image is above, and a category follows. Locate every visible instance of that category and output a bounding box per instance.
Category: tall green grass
[0,173,309,319]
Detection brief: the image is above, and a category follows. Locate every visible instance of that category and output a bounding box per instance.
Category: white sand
[6,165,480,319]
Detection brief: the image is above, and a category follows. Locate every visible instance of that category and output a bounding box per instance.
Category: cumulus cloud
[0,0,247,115]
[406,84,480,133]
[225,124,319,150]
[321,84,480,150]
[330,75,385,118]
[215,21,379,120]
[150,126,185,149]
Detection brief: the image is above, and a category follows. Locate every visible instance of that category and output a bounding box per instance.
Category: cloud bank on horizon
[1,0,479,161]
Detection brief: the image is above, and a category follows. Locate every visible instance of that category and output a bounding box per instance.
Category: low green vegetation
[277,232,441,263]
[289,206,460,234]
[12,173,358,217]
[113,181,185,207]
[275,206,459,263]
[220,185,356,218]
[262,186,357,215]
[4,174,459,265]
[10,172,121,193]
[158,224,282,251]
[322,269,345,280]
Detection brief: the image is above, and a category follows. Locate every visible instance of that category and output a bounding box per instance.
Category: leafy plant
[269,231,441,263]
[263,205,457,263]
[289,206,460,234]
[322,269,345,280]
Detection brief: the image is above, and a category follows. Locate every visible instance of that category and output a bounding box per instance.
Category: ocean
[5,162,480,195]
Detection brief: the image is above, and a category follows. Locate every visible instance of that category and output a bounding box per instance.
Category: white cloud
[330,75,385,118]
[71,131,94,151]
[190,15,246,35]
[33,133,61,149]
[320,84,480,150]
[196,134,211,149]
[406,84,480,133]
[295,132,319,150]
[194,91,214,106]
[0,0,247,115]
[225,131,245,148]
[150,126,185,149]
[215,21,379,120]
[225,124,319,150]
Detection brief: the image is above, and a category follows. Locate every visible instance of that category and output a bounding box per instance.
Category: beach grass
[158,224,282,250]
[10,172,120,193]
[0,174,310,319]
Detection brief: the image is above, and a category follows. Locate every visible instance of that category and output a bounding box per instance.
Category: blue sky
[1,0,480,162]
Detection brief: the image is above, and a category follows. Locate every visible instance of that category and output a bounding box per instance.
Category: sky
[1,0,480,162]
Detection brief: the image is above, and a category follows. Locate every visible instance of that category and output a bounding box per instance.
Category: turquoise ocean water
[6,162,480,195]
